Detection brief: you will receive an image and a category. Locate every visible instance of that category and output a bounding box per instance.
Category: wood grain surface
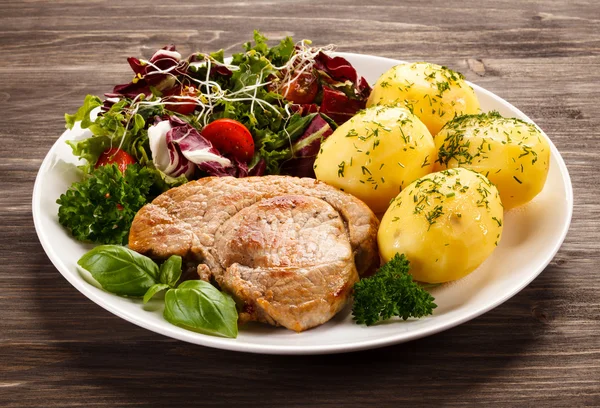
[1,0,599,406]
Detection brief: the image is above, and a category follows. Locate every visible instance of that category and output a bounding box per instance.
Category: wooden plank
[1,0,599,406]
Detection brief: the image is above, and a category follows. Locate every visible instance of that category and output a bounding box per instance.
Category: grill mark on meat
[129,176,379,331]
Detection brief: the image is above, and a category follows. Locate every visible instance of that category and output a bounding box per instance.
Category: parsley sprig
[352,254,437,326]
[57,164,154,245]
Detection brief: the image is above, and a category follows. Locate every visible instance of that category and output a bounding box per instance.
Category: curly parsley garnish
[56,164,154,245]
[352,254,437,326]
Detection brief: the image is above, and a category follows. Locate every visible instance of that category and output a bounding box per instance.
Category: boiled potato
[434,111,550,210]
[367,62,480,136]
[378,168,503,283]
[314,105,435,213]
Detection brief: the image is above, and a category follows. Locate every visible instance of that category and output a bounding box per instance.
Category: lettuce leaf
[143,160,189,193]
[240,30,295,67]
[67,97,163,174]
[65,95,102,129]
[62,32,367,185]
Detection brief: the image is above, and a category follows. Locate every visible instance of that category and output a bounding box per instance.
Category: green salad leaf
[209,49,225,63]
[56,163,154,245]
[67,100,157,174]
[77,245,159,296]
[164,280,238,338]
[65,95,102,130]
[241,30,295,67]
[352,254,437,326]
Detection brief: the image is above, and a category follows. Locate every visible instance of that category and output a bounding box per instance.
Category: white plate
[32,53,573,355]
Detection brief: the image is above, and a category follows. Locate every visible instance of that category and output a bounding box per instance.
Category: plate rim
[32,52,574,355]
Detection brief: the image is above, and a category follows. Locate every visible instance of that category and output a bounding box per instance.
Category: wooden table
[2,1,599,406]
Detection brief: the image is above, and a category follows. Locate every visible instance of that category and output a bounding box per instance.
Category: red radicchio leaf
[293,114,333,157]
[197,157,249,178]
[282,114,333,178]
[310,52,372,124]
[127,57,146,76]
[167,116,221,156]
[212,64,234,78]
[166,116,248,178]
[314,52,372,99]
[290,103,319,116]
[149,46,181,70]
[248,158,266,177]
[319,86,366,125]
[100,97,117,113]
[111,45,185,98]
[111,82,152,99]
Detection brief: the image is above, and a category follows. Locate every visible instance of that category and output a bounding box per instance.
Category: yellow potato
[314,105,435,213]
[378,168,503,283]
[434,111,550,210]
[367,62,480,136]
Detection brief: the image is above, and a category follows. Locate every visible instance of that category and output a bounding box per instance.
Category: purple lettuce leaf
[319,86,366,125]
[111,46,185,99]
[309,52,372,125]
[198,157,249,178]
[314,52,371,99]
[248,158,266,176]
[160,116,248,178]
[281,114,333,178]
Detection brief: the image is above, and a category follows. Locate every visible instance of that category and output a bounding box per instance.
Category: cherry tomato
[165,85,198,115]
[281,72,318,104]
[96,148,136,173]
[201,119,255,162]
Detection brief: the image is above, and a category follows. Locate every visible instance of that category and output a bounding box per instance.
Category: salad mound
[58,31,371,245]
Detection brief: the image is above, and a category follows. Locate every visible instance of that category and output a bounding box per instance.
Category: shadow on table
[28,248,562,407]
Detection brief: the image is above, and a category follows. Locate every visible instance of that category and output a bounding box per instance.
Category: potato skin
[314,105,435,213]
[434,111,550,210]
[378,168,503,283]
[367,62,480,136]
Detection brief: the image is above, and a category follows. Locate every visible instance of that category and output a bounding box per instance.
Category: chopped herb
[337,161,345,177]
[492,217,502,227]
[425,205,444,231]
[421,155,431,168]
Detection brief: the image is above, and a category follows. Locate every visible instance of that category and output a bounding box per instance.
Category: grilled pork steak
[129,176,379,332]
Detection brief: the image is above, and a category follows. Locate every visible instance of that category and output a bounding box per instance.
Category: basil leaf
[164,280,238,338]
[77,245,159,296]
[143,283,170,304]
[159,255,182,287]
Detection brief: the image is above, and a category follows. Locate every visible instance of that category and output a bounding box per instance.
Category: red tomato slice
[201,119,255,163]
[281,72,318,104]
[164,85,198,115]
[96,148,136,173]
